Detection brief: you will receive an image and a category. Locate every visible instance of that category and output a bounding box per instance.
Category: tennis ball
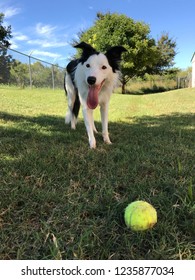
[124,201,157,231]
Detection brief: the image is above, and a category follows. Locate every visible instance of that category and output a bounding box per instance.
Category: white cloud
[27,39,45,46]
[27,39,68,48]
[21,22,69,50]
[32,50,61,59]
[13,32,29,41]
[10,41,19,49]
[43,41,68,48]
[36,23,57,37]
[16,35,29,41]
[2,6,21,19]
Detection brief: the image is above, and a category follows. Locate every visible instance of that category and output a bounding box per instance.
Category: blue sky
[1,0,194,69]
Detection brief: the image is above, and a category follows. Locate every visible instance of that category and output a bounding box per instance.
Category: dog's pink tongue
[87,85,100,109]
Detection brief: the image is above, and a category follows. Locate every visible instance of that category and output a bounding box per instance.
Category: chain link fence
[0,45,192,92]
[0,45,66,89]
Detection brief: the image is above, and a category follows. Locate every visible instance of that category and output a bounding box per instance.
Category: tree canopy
[0,13,12,48]
[0,13,13,83]
[76,12,177,93]
[154,33,177,73]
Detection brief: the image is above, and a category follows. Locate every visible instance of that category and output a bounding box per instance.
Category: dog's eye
[86,64,90,68]
[102,65,107,70]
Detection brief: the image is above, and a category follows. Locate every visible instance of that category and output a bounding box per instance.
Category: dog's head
[75,42,126,109]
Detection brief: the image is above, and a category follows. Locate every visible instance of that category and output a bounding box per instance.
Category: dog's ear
[74,42,98,62]
[105,46,127,72]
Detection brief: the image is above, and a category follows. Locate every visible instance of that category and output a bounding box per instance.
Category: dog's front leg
[100,103,112,144]
[82,108,96,148]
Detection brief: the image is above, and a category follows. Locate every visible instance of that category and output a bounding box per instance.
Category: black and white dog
[64,42,126,148]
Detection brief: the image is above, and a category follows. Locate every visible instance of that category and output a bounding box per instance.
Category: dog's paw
[89,138,96,149]
[71,121,76,130]
[103,134,112,145]
[104,139,112,145]
[65,112,77,129]
[65,112,71,124]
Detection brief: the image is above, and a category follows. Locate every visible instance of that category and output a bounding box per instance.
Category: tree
[0,13,12,47]
[76,13,158,93]
[10,60,29,88]
[52,64,65,88]
[76,13,177,93]
[0,13,12,83]
[31,62,60,88]
[152,33,177,74]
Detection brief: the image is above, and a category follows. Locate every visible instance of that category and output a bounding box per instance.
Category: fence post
[28,56,32,89]
[51,65,55,90]
[177,77,180,89]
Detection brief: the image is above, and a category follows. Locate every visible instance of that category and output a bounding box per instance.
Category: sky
[0,0,195,69]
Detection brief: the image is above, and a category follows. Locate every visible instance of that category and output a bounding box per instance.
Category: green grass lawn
[0,85,195,260]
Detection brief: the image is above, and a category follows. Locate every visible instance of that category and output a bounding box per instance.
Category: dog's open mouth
[87,80,105,109]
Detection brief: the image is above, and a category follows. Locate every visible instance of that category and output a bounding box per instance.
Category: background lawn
[0,85,195,260]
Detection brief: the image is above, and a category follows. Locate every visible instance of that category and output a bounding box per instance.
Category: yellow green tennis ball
[124,201,157,231]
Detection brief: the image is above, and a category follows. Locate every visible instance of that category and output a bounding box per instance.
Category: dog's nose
[87,76,96,85]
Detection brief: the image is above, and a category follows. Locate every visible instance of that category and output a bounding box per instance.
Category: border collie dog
[64,42,126,148]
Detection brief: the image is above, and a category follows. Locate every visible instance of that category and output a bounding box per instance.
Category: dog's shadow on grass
[1,110,195,192]
[2,110,194,203]
[1,110,195,153]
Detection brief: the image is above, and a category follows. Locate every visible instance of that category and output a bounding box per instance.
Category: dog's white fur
[65,42,126,148]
